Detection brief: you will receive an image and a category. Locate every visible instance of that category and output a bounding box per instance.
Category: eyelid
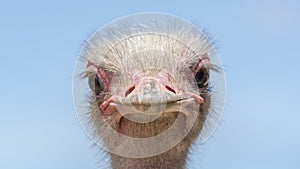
[86,65,98,74]
[192,58,211,75]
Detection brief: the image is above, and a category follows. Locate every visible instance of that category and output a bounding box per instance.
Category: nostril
[165,85,176,94]
[125,86,135,97]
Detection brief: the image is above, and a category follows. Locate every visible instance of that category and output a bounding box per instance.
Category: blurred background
[0,0,299,169]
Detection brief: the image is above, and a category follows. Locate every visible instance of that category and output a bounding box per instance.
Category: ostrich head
[73,13,225,169]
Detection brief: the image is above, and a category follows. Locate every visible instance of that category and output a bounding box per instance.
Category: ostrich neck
[110,142,190,169]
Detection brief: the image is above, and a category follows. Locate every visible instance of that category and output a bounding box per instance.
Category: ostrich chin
[73,13,225,169]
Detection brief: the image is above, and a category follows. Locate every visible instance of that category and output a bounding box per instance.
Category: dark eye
[194,68,209,88]
[89,75,105,96]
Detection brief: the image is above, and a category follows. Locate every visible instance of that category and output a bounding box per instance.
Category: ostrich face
[73,13,225,158]
[87,51,211,139]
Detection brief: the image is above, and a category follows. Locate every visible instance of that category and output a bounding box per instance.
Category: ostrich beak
[100,73,204,131]
[124,76,179,105]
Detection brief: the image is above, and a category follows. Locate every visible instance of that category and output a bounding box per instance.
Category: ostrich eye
[195,68,209,88]
[89,74,105,96]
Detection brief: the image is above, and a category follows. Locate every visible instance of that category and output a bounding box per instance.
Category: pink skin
[87,58,210,125]
[191,55,211,76]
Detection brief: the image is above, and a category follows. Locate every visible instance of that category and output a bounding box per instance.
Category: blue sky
[0,0,299,169]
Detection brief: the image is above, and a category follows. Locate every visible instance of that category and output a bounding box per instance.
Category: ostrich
[73,13,225,169]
